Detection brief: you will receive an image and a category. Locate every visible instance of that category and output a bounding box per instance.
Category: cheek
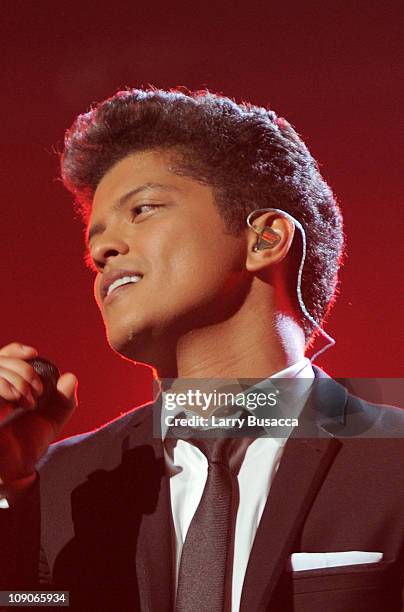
[158,236,245,306]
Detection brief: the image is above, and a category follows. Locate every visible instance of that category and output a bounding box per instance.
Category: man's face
[87,150,249,364]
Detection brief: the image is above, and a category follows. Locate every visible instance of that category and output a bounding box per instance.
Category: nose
[90,232,129,269]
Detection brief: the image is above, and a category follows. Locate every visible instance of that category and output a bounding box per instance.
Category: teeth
[107,275,142,297]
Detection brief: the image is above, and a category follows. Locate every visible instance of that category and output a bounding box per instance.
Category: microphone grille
[28,357,60,409]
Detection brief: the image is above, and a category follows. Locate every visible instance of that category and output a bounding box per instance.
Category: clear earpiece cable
[246,208,336,363]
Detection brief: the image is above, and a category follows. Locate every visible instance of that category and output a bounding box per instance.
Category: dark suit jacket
[0,368,403,611]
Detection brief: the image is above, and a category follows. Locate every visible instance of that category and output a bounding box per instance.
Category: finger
[0,366,37,407]
[0,343,38,359]
[0,378,24,403]
[0,357,43,396]
[56,373,78,412]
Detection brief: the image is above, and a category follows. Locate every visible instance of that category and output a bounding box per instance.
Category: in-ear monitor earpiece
[251,225,281,252]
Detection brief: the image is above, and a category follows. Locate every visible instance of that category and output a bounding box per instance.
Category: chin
[107,323,177,376]
[107,325,155,362]
[107,328,142,360]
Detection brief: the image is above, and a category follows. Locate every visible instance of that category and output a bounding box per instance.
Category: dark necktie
[171,424,235,612]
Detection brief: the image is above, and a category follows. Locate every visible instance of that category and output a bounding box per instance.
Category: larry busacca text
[164,413,299,429]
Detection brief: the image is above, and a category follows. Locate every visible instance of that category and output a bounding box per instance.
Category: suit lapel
[240,435,340,611]
[240,370,347,612]
[132,404,174,612]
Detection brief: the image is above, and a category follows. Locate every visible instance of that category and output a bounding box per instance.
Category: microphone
[27,358,60,410]
[0,357,60,428]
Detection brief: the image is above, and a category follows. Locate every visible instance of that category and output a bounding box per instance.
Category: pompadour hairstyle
[61,87,344,341]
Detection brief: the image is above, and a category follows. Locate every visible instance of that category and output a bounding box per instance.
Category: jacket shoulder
[37,399,155,474]
[345,393,404,438]
[312,366,404,438]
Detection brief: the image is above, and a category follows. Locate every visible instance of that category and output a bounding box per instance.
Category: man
[0,88,403,611]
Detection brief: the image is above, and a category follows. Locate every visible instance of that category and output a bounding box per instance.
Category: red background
[1,2,403,437]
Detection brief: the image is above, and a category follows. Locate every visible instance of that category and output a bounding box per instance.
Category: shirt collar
[269,357,313,380]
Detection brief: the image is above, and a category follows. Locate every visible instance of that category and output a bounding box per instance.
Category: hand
[0,342,77,490]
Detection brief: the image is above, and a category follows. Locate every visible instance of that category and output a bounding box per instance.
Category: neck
[173,313,304,380]
[152,292,305,380]
[130,276,306,380]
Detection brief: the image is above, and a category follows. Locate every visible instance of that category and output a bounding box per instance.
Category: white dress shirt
[163,358,314,612]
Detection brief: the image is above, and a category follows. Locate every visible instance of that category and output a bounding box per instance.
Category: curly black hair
[61,87,344,342]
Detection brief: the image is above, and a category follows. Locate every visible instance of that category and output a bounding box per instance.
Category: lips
[101,269,143,302]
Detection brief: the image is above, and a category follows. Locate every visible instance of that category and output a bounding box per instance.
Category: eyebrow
[87,182,179,243]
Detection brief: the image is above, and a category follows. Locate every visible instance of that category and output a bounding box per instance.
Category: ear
[246,211,295,273]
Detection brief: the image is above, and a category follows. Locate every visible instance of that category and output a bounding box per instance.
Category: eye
[130,203,163,220]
